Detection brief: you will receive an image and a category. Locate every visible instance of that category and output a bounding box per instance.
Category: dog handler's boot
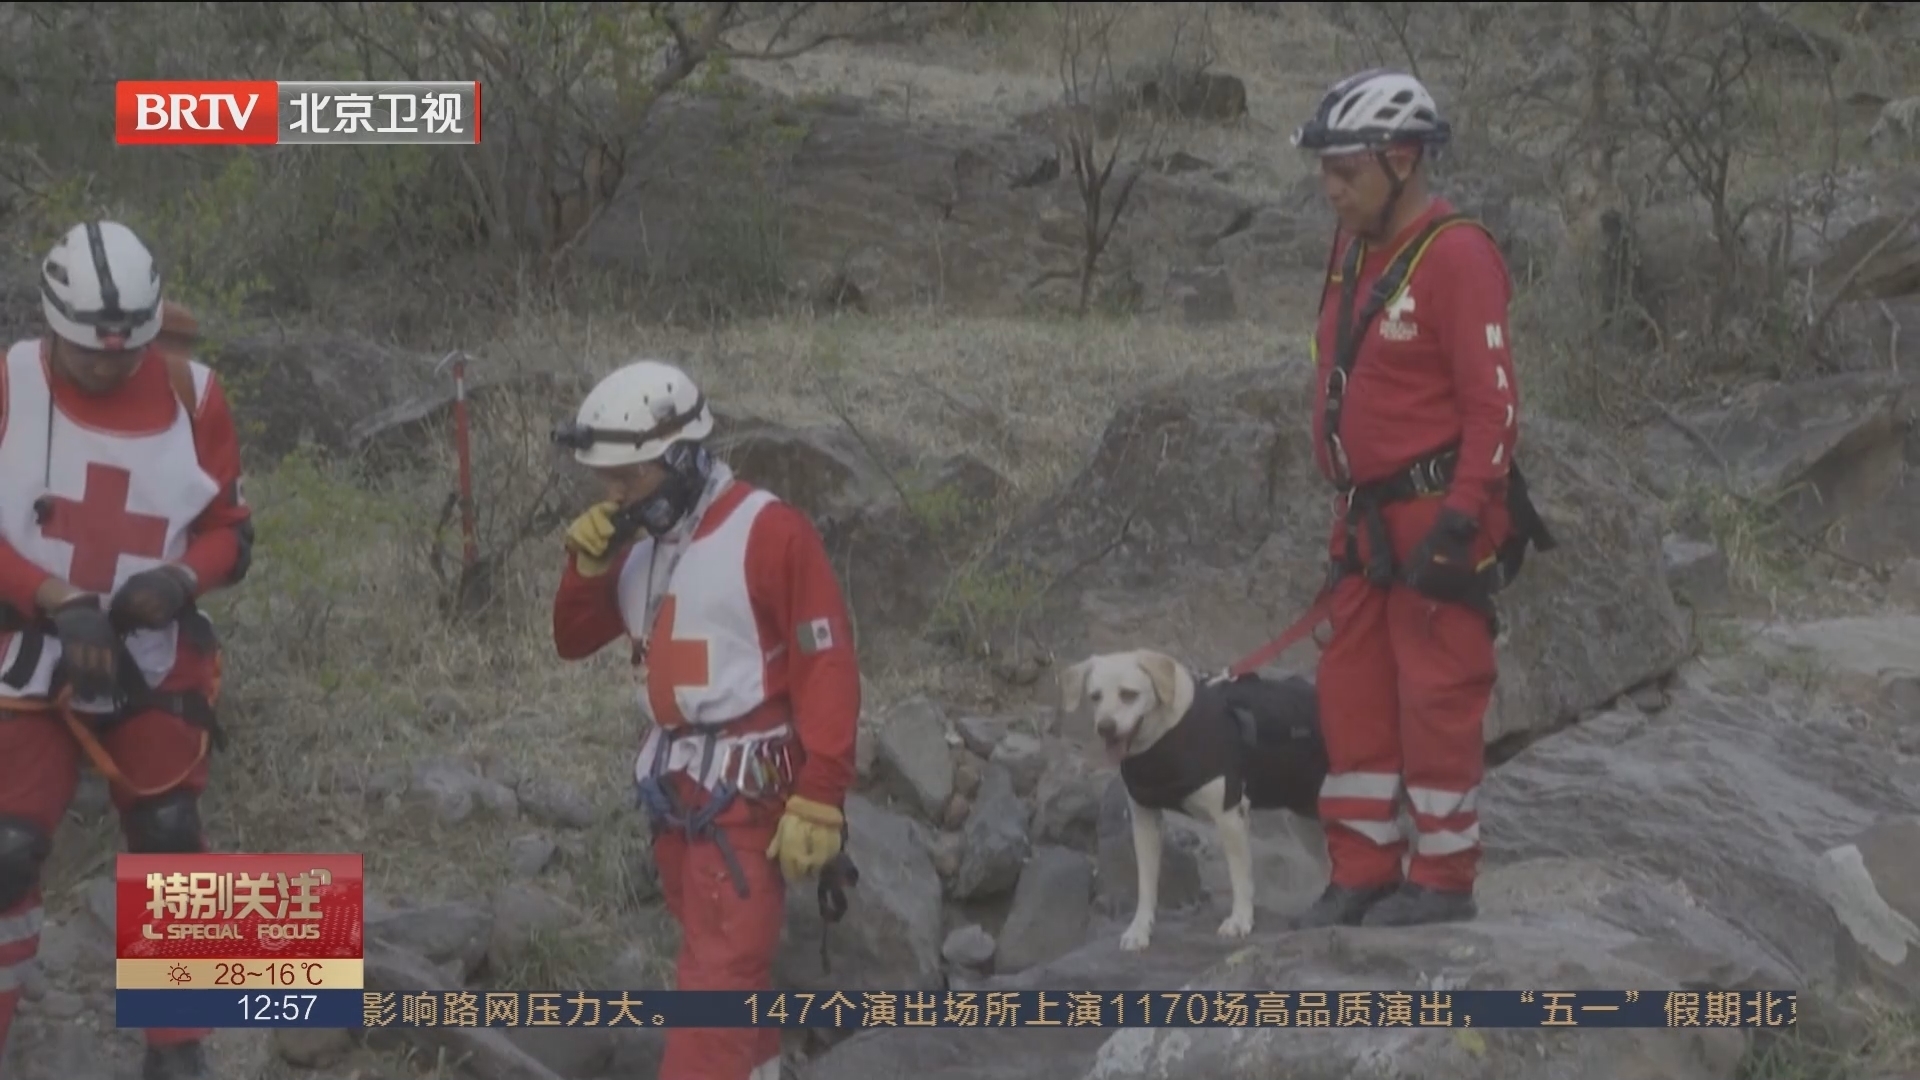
[1360,883,1477,927]
[1292,882,1397,929]
[143,1040,212,1080]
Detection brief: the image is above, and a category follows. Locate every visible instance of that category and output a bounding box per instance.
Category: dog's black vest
[1118,675,1327,819]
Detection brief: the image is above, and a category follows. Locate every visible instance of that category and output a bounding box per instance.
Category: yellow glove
[765,795,844,882]
[564,501,622,577]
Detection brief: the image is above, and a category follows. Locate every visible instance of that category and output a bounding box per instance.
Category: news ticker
[110,856,1798,1034]
[114,80,479,145]
[117,989,1799,1030]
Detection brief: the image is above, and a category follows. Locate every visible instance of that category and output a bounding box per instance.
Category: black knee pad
[124,791,204,854]
[0,815,52,911]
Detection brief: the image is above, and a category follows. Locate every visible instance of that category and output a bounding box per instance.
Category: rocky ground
[1,4,1918,1079]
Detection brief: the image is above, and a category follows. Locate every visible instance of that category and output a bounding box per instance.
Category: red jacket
[0,342,250,693]
[1309,198,1521,522]
[552,481,860,810]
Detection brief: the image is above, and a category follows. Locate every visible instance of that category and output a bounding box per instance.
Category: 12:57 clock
[238,994,318,1023]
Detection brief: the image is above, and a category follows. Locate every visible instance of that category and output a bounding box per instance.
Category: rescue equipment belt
[0,602,226,796]
[632,716,859,971]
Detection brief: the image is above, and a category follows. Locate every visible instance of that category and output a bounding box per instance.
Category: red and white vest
[0,341,222,713]
[621,473,793,791]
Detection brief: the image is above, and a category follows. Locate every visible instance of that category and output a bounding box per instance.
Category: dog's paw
[1216,911,1254,939]
[1120,921,1154,951]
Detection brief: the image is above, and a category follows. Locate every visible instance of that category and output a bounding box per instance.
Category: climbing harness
[0,603,225,796]
[1224,214,1557,678]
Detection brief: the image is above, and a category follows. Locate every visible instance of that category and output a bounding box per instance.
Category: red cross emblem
[39,463,170,594]
[645,594,712,729]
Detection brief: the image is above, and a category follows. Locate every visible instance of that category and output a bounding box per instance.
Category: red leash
[1225,589,1334,679]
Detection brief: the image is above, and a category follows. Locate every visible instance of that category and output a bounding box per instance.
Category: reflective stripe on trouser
[1319,770,1407,873]
[0,903,45,1058]
[1407,784,1481,859]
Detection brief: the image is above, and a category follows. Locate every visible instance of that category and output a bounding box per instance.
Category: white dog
[1060,649,1259,951]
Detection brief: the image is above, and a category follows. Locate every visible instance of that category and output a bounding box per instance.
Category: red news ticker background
[116,853,364,961]
[114,81,280,145]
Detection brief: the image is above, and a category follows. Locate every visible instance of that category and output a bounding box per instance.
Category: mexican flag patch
[797,617,836,654]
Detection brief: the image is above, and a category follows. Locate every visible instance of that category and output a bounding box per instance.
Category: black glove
[49,594,122,700]
[1404,507,1484,603]
[110,566,194,632]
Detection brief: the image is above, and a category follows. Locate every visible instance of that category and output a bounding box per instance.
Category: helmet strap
[1366,144,1424,242]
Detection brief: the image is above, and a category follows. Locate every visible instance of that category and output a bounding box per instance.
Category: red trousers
[654,774,786,1080]
[0,706,213,1056]
[1314,494,1500,893]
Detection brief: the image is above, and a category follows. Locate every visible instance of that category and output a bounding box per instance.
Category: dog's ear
[1137,651,1182,710]
[1059,659,1092,713]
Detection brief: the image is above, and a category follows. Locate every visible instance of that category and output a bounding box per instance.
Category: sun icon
[166,964,192,986]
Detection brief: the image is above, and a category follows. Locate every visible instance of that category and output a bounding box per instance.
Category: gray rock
[1891,558,1920,608]
[487,885,582,974]
[989,733,1047,797]
[1816,814,1920,998]
[1637,372,1920,567]
[942,924,997,970]
[508,833,559,878]
[365,898,493,981]
[271,1027,354,1068]
[506,1027,616,1079]
[1166,264,1237,324]
[1755,616,1920,712]
[951,766,1031,900]
[1485,685,1920,987]
[955,716,1009,758]
[607,1027,668,1079]
[1082,860,1754,1080]
[856,719,881,780]
[995,846,1093,974]
[776,794,944,991]
[1662,533,1732,613]
[406,757,494,825]
[518,778,596,829]
[875,697,956,820]
[1032,756,1106,850]
[476,777,522,817]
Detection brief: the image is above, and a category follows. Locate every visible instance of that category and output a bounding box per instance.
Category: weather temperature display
[126,959,363,990]
[115,853,366,1018]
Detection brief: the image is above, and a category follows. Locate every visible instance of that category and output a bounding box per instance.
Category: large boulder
[1635,371,1920,567]
[801,674,1920,1080]
[981,363,1690,744]
[1484,678,1920,988]
[1082,861,1756,1080]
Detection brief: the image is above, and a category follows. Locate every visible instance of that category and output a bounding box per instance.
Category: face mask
[631,442,713,538]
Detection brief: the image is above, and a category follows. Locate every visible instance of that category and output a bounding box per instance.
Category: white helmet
[42,221,165,350]
[555,359,714,468]
[1292,69,1451,157]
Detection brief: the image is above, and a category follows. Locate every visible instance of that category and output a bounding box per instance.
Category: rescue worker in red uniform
[1289,71,1553,929]
[0,222,253,1079]
[549,360,860,1080]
